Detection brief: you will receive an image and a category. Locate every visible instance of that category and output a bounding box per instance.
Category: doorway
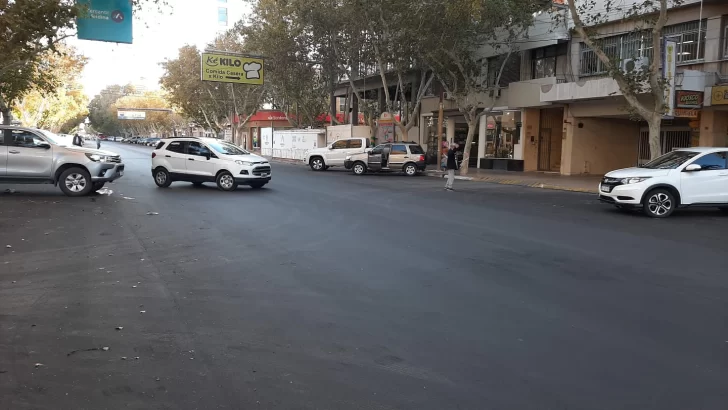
[537,108,564,172]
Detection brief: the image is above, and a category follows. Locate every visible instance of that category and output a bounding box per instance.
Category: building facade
[335,0,728,175]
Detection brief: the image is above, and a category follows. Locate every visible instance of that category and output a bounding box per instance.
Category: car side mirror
[328,146,333,150]
[684,164,701,172]
[38,142,51,149]
[205,152,211,160]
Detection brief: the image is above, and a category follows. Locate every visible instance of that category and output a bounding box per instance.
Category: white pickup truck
[303,137,369,171]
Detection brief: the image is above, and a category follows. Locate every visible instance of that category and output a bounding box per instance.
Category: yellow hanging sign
[200,52,264,85]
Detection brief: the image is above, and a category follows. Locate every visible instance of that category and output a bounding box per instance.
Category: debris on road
[5,245,11,248]
[140,310,146,314]
[67,347,109,357]
[4,188,16,194]
[102,347,110,351]
[146,212,159,216]
[115,326,124,331]
[122,197,135,200]
[34,363,43,368]
[96,188,114,196]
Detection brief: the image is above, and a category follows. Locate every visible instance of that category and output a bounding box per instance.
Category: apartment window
[218,7,228,26]
[723,23,728,58]
[579,20,706,76]
[531,44,567,79]
[487,54,521,87]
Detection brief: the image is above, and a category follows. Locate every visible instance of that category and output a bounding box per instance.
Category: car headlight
[621,177,651,184]
[86,153,112,162]
[235,160,254,166]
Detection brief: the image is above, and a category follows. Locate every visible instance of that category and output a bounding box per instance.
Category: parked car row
[303,138,426,176]
[122,136,162,146]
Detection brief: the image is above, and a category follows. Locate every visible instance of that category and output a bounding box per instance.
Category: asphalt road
[1,142,727,410]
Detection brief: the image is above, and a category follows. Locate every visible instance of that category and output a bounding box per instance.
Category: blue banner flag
[77,0,133,44]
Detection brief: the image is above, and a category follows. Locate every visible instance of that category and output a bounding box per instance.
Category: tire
[92,182,105,191]
[403,163,418,176]
[352,162,367,175]
[216,171,238,192]
[59,167,93,197]
[153,167,172,188]
[250,182,266,189]
[309,157,325,171]
[642,188,676,218]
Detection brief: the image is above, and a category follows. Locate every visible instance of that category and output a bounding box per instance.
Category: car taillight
[419,155,425,162]
[151,152,156,158]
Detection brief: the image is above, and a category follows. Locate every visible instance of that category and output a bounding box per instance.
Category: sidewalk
[425,167,602,194]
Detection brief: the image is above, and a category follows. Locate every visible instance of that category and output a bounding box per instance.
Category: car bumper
[598,183,645,206]
[235,176,271,185]
[90,162,125,182]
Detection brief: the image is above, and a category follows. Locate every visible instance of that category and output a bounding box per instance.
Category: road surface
[1,142,726,410]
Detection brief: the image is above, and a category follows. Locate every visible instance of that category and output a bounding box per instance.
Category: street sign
[77,0,133,44]
[117,111,146,120]
[200,52,264,85]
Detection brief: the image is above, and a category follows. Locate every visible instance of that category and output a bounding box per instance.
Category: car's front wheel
[352,162,367,175]
[643,188,676,218]
[59,168,94,197]
[309,157,325,171]
[403,163,418,176]
[216,171,238,191]
[154,168,172,188]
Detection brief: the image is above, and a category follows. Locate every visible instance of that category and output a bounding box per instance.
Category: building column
[561,108,575,175]
[699,108,728,147]
[477,115,486,163]
[446,117,455,144]
[521,108,540,172]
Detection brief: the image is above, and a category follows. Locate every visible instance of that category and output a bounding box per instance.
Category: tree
[13,44,89,133]
[111,92,175,136]
[0,0,168,124]
[88,85,132,136]
[566,0,676,160]
[241,0,328,128]
[161,31,268,147]
[419,0,549,175]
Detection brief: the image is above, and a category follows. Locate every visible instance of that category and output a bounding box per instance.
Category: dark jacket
[446,148,458,170]
[73,135,82,146]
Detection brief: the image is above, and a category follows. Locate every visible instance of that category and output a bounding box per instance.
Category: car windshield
[641,151,699,169]
[37,130,65,145]
[208,140,250,155]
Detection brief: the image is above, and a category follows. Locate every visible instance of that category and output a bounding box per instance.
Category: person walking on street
[73,134,83,147]
[96,137,101,149]
[445,142,458,191]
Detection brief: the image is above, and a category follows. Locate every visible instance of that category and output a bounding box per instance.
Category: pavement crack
[66,347,104,357]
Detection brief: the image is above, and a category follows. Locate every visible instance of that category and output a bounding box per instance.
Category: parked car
[303,137,369,171]
[344,142,426,176]
[0,126,124,196]
[146,137,161,147]
[151,137,271,191]
[599,147,728,218]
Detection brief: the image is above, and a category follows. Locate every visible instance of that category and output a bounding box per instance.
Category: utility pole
[436,91,444,169]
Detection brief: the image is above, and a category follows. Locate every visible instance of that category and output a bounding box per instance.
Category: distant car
[0,126,124,196]
[146,138,161,147]
[344,142,426,176]
[151,137,271,191]
[599,147,728,218]
[303,137,369,171]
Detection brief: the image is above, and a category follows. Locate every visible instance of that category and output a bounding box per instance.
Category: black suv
[344,142,427,176]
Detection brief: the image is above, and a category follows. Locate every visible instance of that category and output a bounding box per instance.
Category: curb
[424,171,597,194]
[265,157,305,166]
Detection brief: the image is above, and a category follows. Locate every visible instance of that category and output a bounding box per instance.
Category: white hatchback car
[599,147,728,218]
[151,137,271,191]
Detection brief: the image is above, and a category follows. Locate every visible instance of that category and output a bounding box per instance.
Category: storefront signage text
[676,91,703,109]
[711,85,728,106]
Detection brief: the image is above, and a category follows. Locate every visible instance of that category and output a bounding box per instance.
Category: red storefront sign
[675,91,703,109]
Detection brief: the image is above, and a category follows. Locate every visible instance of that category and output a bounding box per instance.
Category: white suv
[303,138,369,171]
[151,137,271,191]
[599,147,728,218]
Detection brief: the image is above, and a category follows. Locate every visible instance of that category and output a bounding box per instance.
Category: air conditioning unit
[488,88,501,98]
[621,57,649,74]
[443,92,455,100]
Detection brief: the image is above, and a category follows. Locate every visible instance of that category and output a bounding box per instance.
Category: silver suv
[0,126,125,196]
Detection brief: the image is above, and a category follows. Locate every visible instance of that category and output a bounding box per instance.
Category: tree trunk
[459,118,477,176]
[1,108,10,125]
[647,114,662,160]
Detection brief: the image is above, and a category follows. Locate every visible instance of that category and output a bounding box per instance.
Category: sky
[67,0,250,99]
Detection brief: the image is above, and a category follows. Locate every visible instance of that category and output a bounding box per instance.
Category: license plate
[600,185,611,193]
